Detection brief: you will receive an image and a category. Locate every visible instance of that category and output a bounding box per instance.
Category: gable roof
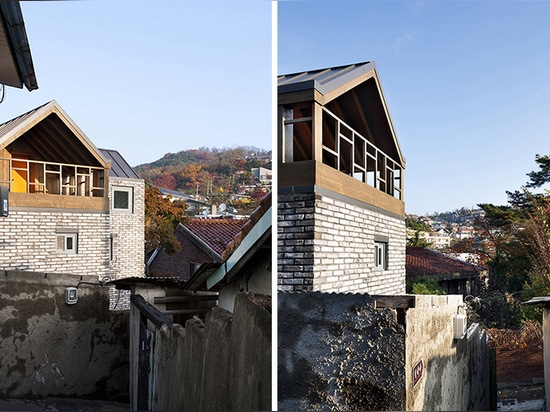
[180,218,246,261]
[406,246,486,280]
[0,100,110,168]
[0,1,37,91]
[278,61,376,97]
[278,61,404,166]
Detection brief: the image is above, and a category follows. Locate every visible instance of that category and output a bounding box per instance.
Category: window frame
[374,235,389,270]
[56,232,78,254]
[112,186,134,213]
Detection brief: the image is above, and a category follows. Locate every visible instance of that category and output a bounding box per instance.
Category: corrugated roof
[278,61,375,95]
[100,148,140,179]
[107,276,187,290]
[406,246,485,279]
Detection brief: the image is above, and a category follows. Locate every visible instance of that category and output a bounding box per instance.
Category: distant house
[157,186,206,215]
[0,100,144,307]
[406,246,487,295]
[148,218,245,280]
[278,61,406,294]
[251,166,272,184]
[0,1,38,92]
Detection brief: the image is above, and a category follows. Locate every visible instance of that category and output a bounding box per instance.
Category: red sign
[413,359,424,387]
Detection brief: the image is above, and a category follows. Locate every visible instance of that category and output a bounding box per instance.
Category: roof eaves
[0,1,38,91]
[278,61,376,96]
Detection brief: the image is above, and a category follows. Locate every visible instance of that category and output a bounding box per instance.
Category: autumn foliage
[144,185,188,255]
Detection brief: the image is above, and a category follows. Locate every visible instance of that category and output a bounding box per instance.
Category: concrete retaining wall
[0,270,129,400]
[406,295,490,411]
[278,292,490,411]
[278,292,406,411]
[150,292,271,411]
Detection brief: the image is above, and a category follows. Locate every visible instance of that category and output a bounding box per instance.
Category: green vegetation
[406,278,446,295]
[464,154,550,328]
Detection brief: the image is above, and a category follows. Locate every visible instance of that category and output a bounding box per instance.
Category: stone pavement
[0,397,129,411]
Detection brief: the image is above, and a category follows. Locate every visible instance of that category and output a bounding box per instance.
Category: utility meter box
[65,287,78,305]
[453,313,467,339]
[0,185,8,217]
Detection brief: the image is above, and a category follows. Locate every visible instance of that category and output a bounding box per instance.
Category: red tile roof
[406,246,485,279]
[182,219,246,257]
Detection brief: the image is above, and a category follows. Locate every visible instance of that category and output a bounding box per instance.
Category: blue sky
[278,1,550,215]
[2,1,272,167]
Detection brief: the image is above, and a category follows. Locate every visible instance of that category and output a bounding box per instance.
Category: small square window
[375,241,387,270]
[57,233,78,254]
[112,186,133,212]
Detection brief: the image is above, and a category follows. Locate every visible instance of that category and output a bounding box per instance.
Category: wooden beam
[131,294,172,327]
[373,295,416,309]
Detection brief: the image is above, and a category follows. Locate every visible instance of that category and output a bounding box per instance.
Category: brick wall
[108,178,145,311]
[278,192,315,291]
[0,209,110,278]
[0,177,144,311]
[278,190,406,294]
[109,178,145,281]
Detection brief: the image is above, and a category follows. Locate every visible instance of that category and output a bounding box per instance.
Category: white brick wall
[0,209,110,277]
[313,194,406,295]
[109,177,145,281]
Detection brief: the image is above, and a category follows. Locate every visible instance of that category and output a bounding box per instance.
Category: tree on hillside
[471,154,550,327]
[405,216,433,247]
[145,185,188,257]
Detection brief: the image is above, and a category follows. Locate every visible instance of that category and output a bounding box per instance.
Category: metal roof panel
[100,148,140,179]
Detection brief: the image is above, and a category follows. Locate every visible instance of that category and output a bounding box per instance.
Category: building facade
[278,62,406,294]
[0,101,144,308]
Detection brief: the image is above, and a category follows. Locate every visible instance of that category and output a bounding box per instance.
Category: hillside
[134,146,272,212]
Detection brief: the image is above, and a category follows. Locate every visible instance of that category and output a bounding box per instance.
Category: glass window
[113,186,133,212]
[56,233,78,254]
[375,241,387,270]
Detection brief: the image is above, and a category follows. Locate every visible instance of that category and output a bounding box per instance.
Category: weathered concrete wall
[0,270,129,400]
[278,292,490,411]
[405,295,490,411]
[278,292,406,411]
[151,292,271,411]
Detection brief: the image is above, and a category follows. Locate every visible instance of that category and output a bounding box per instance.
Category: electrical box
[0,185,8,217]
[453,314,467,339]
[65,287,78,305]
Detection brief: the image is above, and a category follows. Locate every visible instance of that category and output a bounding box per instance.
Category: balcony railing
[282,104,403,200]
[0,157,105,197]
[321,108,402,200]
